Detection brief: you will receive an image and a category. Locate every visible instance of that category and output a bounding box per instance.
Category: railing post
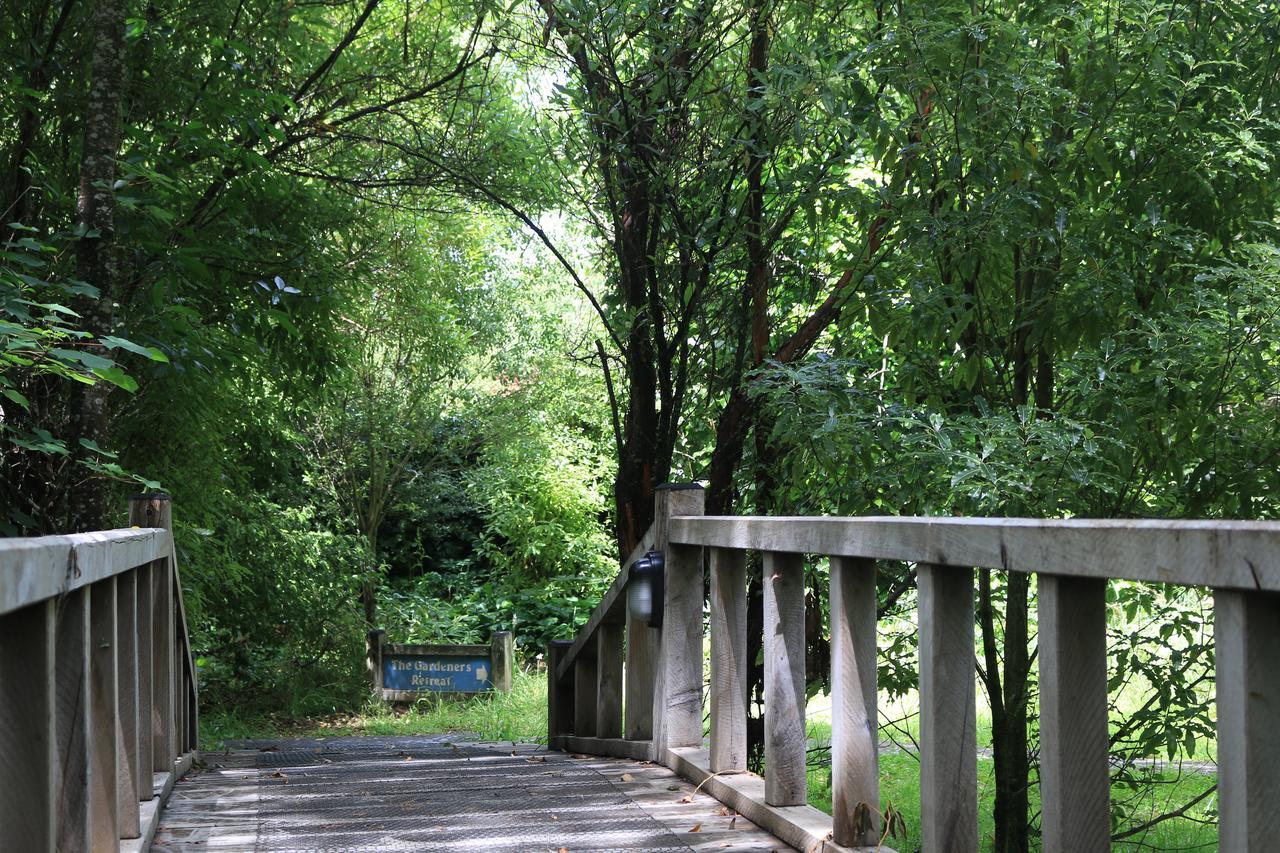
[490,630,514,694]
[831,556,879,845]
[651,483,705,761]
[55,586,91,851]
[1215,589,1280,851]
[763,551,806,806]
[546,640,574,749]
[89,577,120,848]
[918,563,978,852]
[131,495,176,773]
[596,623,624,738]
[0,599,56,852]
[1039,574,1109,852]
[709,547,747,773]
[116,568,141,837]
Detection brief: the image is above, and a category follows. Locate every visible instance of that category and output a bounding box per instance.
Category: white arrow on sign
[475,664,488,684]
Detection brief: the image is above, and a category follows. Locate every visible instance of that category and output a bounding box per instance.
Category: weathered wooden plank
[116,568,141,836]
[89,578,120,848]
[763,551,806,806]
[830,556,879,846]
[1215,589,1280,851]
[709,547,747,773]
[56,586,91,852]
[669,516,1280,591]
[653,485,705,756]
[0,529,168,616]
[918,563,978,852]
[596,622,624,738]
[152,558,175,770]
[1038,574,1109,852]
[0,599,56,852]
[574,657,599,737]
[624,607,656,740]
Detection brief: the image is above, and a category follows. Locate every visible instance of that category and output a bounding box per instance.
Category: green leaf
[100,335,168,362]
[90,366,139,392]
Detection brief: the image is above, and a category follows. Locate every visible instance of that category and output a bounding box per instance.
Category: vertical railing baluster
[918,563,978,852]
[652,484,705,758]
[624,605,655,740]
[1039,574,1109,852]
[152,556,174,771]
[135,561,154,800]
[763,551,806,806]
[596,623,624,738]
[0,599,56,852]
[55,586,91,851]
[545,639,574,749]
[1215,588,1280,851]
[831,556,879,846]
[573,657,598,737]
[89,578,120,847]
[115,569,141,836]
[710,547,747,773]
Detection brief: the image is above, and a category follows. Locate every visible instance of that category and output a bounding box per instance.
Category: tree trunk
[67,0,127,532]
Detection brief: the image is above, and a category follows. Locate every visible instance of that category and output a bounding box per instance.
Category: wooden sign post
[371,631,513,700]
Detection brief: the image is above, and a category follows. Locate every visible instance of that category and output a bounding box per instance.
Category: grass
[200,669,548,750]
[201,671,1218,851]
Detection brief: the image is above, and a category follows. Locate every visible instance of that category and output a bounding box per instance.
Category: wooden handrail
[553,499,1280,851]
[0,496,199,852]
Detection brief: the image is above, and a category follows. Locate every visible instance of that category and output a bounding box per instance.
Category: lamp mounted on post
[627,549,665,628]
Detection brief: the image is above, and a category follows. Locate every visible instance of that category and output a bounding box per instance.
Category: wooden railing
[549,484,1280,852]
[0,495,198,852]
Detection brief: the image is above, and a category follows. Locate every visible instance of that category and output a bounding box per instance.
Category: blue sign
[382,654,493,693]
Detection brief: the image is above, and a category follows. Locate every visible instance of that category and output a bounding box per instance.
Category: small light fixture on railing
[627,549,665,628]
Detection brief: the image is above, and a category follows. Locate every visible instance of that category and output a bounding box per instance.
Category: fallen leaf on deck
[678,796,693,803]
[620,773,634,782]
[551,815,559,821]
[688,823,702,833]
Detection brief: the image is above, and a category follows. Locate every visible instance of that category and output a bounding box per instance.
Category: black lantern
[627,549,665,628]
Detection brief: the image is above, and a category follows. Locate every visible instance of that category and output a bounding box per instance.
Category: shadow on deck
[154,735,791,852]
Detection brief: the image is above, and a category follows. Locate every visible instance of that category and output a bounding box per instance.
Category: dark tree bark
[67,0,127,531]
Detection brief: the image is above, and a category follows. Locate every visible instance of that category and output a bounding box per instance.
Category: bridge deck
[153,736,791,852]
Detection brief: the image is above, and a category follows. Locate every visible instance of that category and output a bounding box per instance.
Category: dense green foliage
[4,0,1280,847]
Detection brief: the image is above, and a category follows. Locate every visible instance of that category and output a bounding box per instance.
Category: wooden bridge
[3,489,1279,851]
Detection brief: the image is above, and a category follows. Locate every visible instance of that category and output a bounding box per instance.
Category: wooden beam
[763,551,806,806]
[0,529,167,617]
[669,516,1280,591]
[830,556,879,846]
[1038,574,1109,852]
[709,547,747,773]
[1215,589,1280,850]
[918,563,977,852]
